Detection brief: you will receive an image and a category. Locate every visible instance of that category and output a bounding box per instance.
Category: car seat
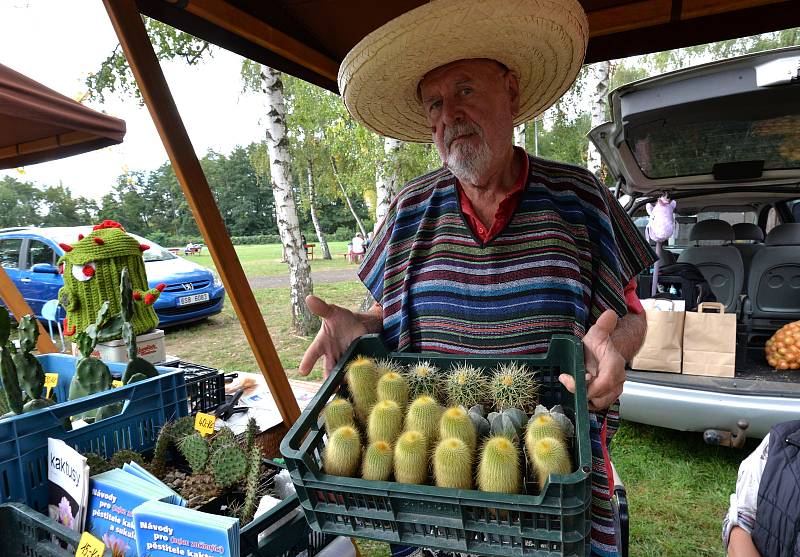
[732,223,765,291]
[677,219,744,312]
[744,223,800,331]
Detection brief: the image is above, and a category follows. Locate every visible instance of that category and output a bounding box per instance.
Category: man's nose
[441,98,464,126]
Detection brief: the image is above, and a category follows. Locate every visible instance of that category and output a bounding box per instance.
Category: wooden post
[101,0,300,424]
[0,267,58,353]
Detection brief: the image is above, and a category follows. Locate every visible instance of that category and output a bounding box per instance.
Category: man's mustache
[445,122,483,150]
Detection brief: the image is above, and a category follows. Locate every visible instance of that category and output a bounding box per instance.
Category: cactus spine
[367,399,403,445]
[322,397,355,433]
[210,444,248,487]
[405,396,442,446]
[322,426,362,477]
[376,358,403,378]
[406,360,442,400]
[434,438,473,489]
[346,356,378,424]
[490,361,538,412]
[445,362,488,408]
[439,406,477,451]
[362,441,394,481]
[477,436,521,494]
[393,430,428,485]
[376,372,409,410]
[530,437,572,491]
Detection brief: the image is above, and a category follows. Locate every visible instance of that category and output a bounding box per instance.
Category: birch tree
[306,159,331,259]
[330,155,368,238]
[513,124,526,149]
[587,61,611,178]
[375,137,402,226]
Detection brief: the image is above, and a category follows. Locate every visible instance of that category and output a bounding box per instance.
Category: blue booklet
[133,500,240,557]
[85,468,180,556]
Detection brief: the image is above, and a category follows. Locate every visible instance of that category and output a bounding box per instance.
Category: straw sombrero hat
[339,0,588,143]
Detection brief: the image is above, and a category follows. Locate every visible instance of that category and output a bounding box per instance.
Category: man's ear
[506,71,521,116]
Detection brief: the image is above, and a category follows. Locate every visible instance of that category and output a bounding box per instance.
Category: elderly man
[300,1,655,555]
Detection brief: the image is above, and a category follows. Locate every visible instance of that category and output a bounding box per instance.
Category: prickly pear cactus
[240,446,262,525]
[0,308,23,414]
[57,220,163,340]
[13,315,45,399]
[210,444,247,487]
[109,448,145,469]
[68,354,112,400]
[119,268,160,383]
[180,433,210,474]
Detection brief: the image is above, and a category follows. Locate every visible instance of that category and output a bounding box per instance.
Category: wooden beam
[184,0,339,82]
[0,267,58,354]
[0,131,96,162]
[681,0,789,21]
[101,0,301,425]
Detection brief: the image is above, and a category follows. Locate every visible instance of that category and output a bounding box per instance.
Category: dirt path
[247,267,359,289]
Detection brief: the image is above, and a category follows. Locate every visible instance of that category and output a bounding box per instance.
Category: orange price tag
[44,373,58,399]
[75,531,105,557]
[111,380,123,388]
[194,412,216,436]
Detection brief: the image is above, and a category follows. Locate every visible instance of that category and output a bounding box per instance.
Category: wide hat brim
[339,0,588,143]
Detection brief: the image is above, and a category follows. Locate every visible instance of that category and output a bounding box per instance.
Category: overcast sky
[1,0,268,201]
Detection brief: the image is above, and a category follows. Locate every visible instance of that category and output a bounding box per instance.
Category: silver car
[590,46,800,446]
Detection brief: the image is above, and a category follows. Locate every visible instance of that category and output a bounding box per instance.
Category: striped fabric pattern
[360,153,655,557]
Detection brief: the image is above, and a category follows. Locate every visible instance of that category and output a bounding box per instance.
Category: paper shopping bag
[682,302,737,377]
[631,300,685,373]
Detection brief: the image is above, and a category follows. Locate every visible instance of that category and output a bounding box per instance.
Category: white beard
[446,133,493,184]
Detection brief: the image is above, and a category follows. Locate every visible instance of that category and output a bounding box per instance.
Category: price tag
[111,380,123,388]
[75,531,105,557]
[44,373,58,399]
[194,412,216,436]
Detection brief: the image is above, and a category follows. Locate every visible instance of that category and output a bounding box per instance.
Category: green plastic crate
[281,334,592,557]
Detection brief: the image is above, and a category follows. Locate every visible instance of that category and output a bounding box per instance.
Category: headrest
[732,223,764,242]
[690,219,734,242]
[765,223,800,246]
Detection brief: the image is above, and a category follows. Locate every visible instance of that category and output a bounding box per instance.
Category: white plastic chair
[41,299,66,352]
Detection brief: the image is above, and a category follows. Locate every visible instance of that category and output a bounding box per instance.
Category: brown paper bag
[631,301,685,373]
[682,302,737,377]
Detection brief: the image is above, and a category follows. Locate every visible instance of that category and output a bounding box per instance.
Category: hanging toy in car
[645,194,676,297]
[57,220,164,339]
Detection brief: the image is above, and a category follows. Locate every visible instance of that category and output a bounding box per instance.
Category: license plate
[177,292,210,306]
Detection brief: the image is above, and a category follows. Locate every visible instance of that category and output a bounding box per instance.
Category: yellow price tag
[111,380,123,388]
[194,412,216,436]
[44,373,58,399]
[75,531,105,557]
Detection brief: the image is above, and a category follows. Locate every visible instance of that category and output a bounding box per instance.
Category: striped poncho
[359,154,655,354]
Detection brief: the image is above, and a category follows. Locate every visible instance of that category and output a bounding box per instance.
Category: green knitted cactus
[58,221,161,340]
[434,437,473,489]
[367,399,403,445]
[376,371,409,410]
[210,444,247,487]
[322,426,362,477]
[362,441,394,481]
[13,315,45,399]
[394,430,428,485]
[180,433,210,473]
[405,360,443,400]
[477,436,521,494]
[0,308,23,414]
[240,445,262,525]
[405,395,442,446]
[439,406,477,451]
[445,362,488,408]
[322,397,355,433]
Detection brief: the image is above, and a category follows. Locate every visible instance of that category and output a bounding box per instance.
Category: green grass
[163,283,752,556]
[188,242,354,277]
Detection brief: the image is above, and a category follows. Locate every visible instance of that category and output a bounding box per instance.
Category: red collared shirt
[456,149,643,314]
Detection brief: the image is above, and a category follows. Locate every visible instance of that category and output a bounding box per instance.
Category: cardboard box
[71,328,167,364]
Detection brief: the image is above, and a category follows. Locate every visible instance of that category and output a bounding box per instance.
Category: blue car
[0,226,226,327]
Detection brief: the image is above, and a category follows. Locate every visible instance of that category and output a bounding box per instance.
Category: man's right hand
[298,295,382,378]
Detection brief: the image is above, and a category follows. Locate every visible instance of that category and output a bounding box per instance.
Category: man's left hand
[559,309,626,411]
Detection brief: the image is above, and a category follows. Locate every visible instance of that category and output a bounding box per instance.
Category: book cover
[48,438,89,532]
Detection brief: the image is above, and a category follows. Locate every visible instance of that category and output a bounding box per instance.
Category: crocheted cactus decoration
[57,220,164,340]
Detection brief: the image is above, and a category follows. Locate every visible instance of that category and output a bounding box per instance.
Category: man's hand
[559,309,626,411]
[298,295,381,378]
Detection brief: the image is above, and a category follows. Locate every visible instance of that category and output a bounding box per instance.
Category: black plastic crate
[161,359,226,414]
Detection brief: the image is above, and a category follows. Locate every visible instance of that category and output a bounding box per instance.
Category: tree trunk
[307,159,331,260]
[375,137,402,227]
[261,66,318,335]
[330,155,367,238]
[513,124,526,149]
[587,61,611,178]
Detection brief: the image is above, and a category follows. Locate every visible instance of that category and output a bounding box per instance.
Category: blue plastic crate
[0,354,187,512]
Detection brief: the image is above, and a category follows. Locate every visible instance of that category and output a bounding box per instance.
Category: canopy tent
[99,0,800,426]
[0,63,127,353]
[0,62,126,169]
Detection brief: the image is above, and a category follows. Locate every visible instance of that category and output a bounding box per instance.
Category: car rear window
[627,114,800,179]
